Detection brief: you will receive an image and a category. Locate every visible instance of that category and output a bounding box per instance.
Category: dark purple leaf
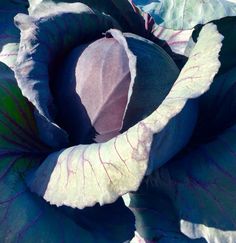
[14,2,117,148]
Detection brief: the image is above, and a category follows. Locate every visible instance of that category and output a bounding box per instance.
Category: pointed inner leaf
[54,36,131,144]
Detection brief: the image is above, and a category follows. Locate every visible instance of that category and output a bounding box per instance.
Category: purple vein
[98,144,113,184]
[168,30,183,40]
[82,146,102,191]
[0,155,22,181]
[0,53,18,57]
[0,34,18,39]
[188,174,236,228]
[0,109,44,147]
[0,133,42,154]
[0,117,44,152]
[114,136,131,173]
[154,26,165,38]
[17,210,44,242]
[167,40,188,46]
[0,190,26,204]
[200,147,236,184]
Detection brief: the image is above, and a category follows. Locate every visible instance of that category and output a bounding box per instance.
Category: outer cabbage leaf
[64,198,135,243]
[191,17,236,141]
[119,32,197,174]
[28,0,147,36]
[133,0,236,30]
[28,24,222,209]
[190,17,236,73]
[14,2,117,148]
[194,67,236,143]
[124,189,206,242]
[0,0,29,69]
[0,63,48,164]
[0,170,96,243]
[145,123,236,243]
[129,7,194,57]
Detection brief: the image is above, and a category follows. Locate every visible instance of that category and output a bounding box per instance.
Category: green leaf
[133,0,236,30]
[0,62,47,160]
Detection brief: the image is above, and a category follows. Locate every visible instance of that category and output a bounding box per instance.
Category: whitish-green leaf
[133,0,236,29]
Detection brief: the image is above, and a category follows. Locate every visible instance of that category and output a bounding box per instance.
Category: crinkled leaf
[133,0,236,30]
[28,24,222,209]
[145,23,223,173]
[117,31,196,173]
[147,123,236,242]
[14,2,117,148]
[0,0,29,69]
[28,0,147,36]
[191,17,236,74]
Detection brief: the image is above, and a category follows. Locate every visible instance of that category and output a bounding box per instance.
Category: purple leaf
[14,2,118,147]
[55,37,131,143]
